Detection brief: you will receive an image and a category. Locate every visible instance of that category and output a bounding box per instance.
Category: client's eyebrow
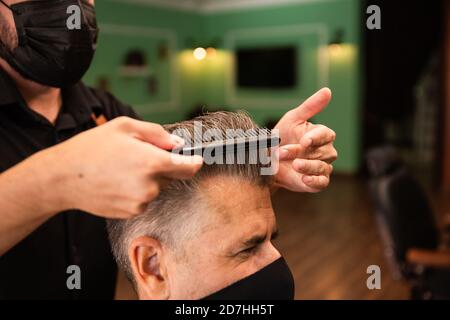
[226,226,279,258]
[242,226,279,247]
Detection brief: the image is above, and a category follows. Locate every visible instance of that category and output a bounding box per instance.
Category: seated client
[107,111,295,300]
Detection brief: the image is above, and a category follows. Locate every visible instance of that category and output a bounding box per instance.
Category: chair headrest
[366,146,403,177]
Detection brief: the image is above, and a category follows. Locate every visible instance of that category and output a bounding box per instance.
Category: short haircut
[107,111,272,284]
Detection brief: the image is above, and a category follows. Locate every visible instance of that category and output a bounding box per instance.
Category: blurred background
[86,0,450,299]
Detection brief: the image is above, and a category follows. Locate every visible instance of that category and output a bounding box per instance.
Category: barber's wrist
[29,147,72,217]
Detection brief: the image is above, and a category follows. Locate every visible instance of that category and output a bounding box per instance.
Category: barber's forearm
[0,149,66,255]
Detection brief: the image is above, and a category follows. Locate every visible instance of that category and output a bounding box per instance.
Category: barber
[0,0,337,299]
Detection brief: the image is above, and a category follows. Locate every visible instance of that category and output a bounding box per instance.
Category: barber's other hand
[274,88,337,193]
[44,117,203,218]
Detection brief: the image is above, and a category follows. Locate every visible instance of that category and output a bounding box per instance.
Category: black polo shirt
[0,69,140,299]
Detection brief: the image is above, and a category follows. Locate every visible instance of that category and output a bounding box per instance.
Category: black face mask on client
[0,0,98,88]
[203,257,295,300]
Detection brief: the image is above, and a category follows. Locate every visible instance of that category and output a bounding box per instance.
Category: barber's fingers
[146,145,203,180]
[293,159,333,177]
[302,175,330,191]
[281,88,332,123]
[307,144,338,163]
[300,124,336,148]
[112,117,184,150]
[278,143,337,163]
[275,163,326,193]
[277,144,303,161]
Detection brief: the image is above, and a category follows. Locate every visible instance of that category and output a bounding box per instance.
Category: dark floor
[272,175,412,300]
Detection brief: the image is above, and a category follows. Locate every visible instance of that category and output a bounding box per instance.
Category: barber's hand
[46,117,203,218]
[273,88,337,193]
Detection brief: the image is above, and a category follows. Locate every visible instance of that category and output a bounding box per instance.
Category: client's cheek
[169,254,220,299]
[167,265,199,299]
[185,258,253,299]
[253,243,282,269]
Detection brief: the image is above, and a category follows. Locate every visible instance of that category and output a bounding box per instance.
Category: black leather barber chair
[366,146,450,299]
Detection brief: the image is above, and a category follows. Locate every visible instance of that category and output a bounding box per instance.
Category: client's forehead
[197,175,274,229]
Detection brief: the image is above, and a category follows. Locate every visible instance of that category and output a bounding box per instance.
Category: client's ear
[128,236,170,299]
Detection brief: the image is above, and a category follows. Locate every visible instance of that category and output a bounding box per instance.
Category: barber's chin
[0,58,59,92]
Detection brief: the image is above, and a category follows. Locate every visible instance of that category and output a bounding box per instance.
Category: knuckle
[328,164,334,175]
[316,124,327,131]
[330,130,337,141]
[113,116,132,129]
[317,162,326,175]
[127,203,143,216]
[320,176,330,188]
[146,184,160,200]
[331,149,338,161]
[312,150,323,160]
[135,198,152,215]
[297,159,308,172]
[117,211,133,219]
[322,146,337,162]
[137,183,160,202]
[149,123,165,134]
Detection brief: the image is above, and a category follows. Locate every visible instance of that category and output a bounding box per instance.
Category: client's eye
[239,246,258,256]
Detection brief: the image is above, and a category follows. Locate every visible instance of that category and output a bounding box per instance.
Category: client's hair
[107,111,272,284]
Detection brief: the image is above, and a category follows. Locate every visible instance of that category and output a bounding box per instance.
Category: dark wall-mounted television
[236,46,298,89]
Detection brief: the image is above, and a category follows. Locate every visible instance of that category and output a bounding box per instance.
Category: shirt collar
[61,79,103,125]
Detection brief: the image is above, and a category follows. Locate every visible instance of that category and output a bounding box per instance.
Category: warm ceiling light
[206,47,217,58]
[328,43,342,54]
[328,29,344,54]
[193,47,207,60]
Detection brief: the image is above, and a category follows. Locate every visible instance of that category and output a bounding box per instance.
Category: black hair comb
[175,128,280,158]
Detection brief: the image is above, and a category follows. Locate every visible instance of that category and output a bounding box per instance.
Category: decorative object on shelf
[328,29,344,53]
[147,76,158,95]
[95,75,110,92]
[158,42,169,60]
[119,49,151,77]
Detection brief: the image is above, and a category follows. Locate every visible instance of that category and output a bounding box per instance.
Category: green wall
[84,0,361,173]
[84,1,202,123]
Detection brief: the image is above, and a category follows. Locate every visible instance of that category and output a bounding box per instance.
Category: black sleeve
[88,87,143,121]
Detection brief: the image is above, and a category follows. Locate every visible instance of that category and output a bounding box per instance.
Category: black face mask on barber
[202,257,295,300]
[0,0,98,88]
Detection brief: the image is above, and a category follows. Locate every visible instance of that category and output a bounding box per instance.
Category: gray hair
[106,111,272,284]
